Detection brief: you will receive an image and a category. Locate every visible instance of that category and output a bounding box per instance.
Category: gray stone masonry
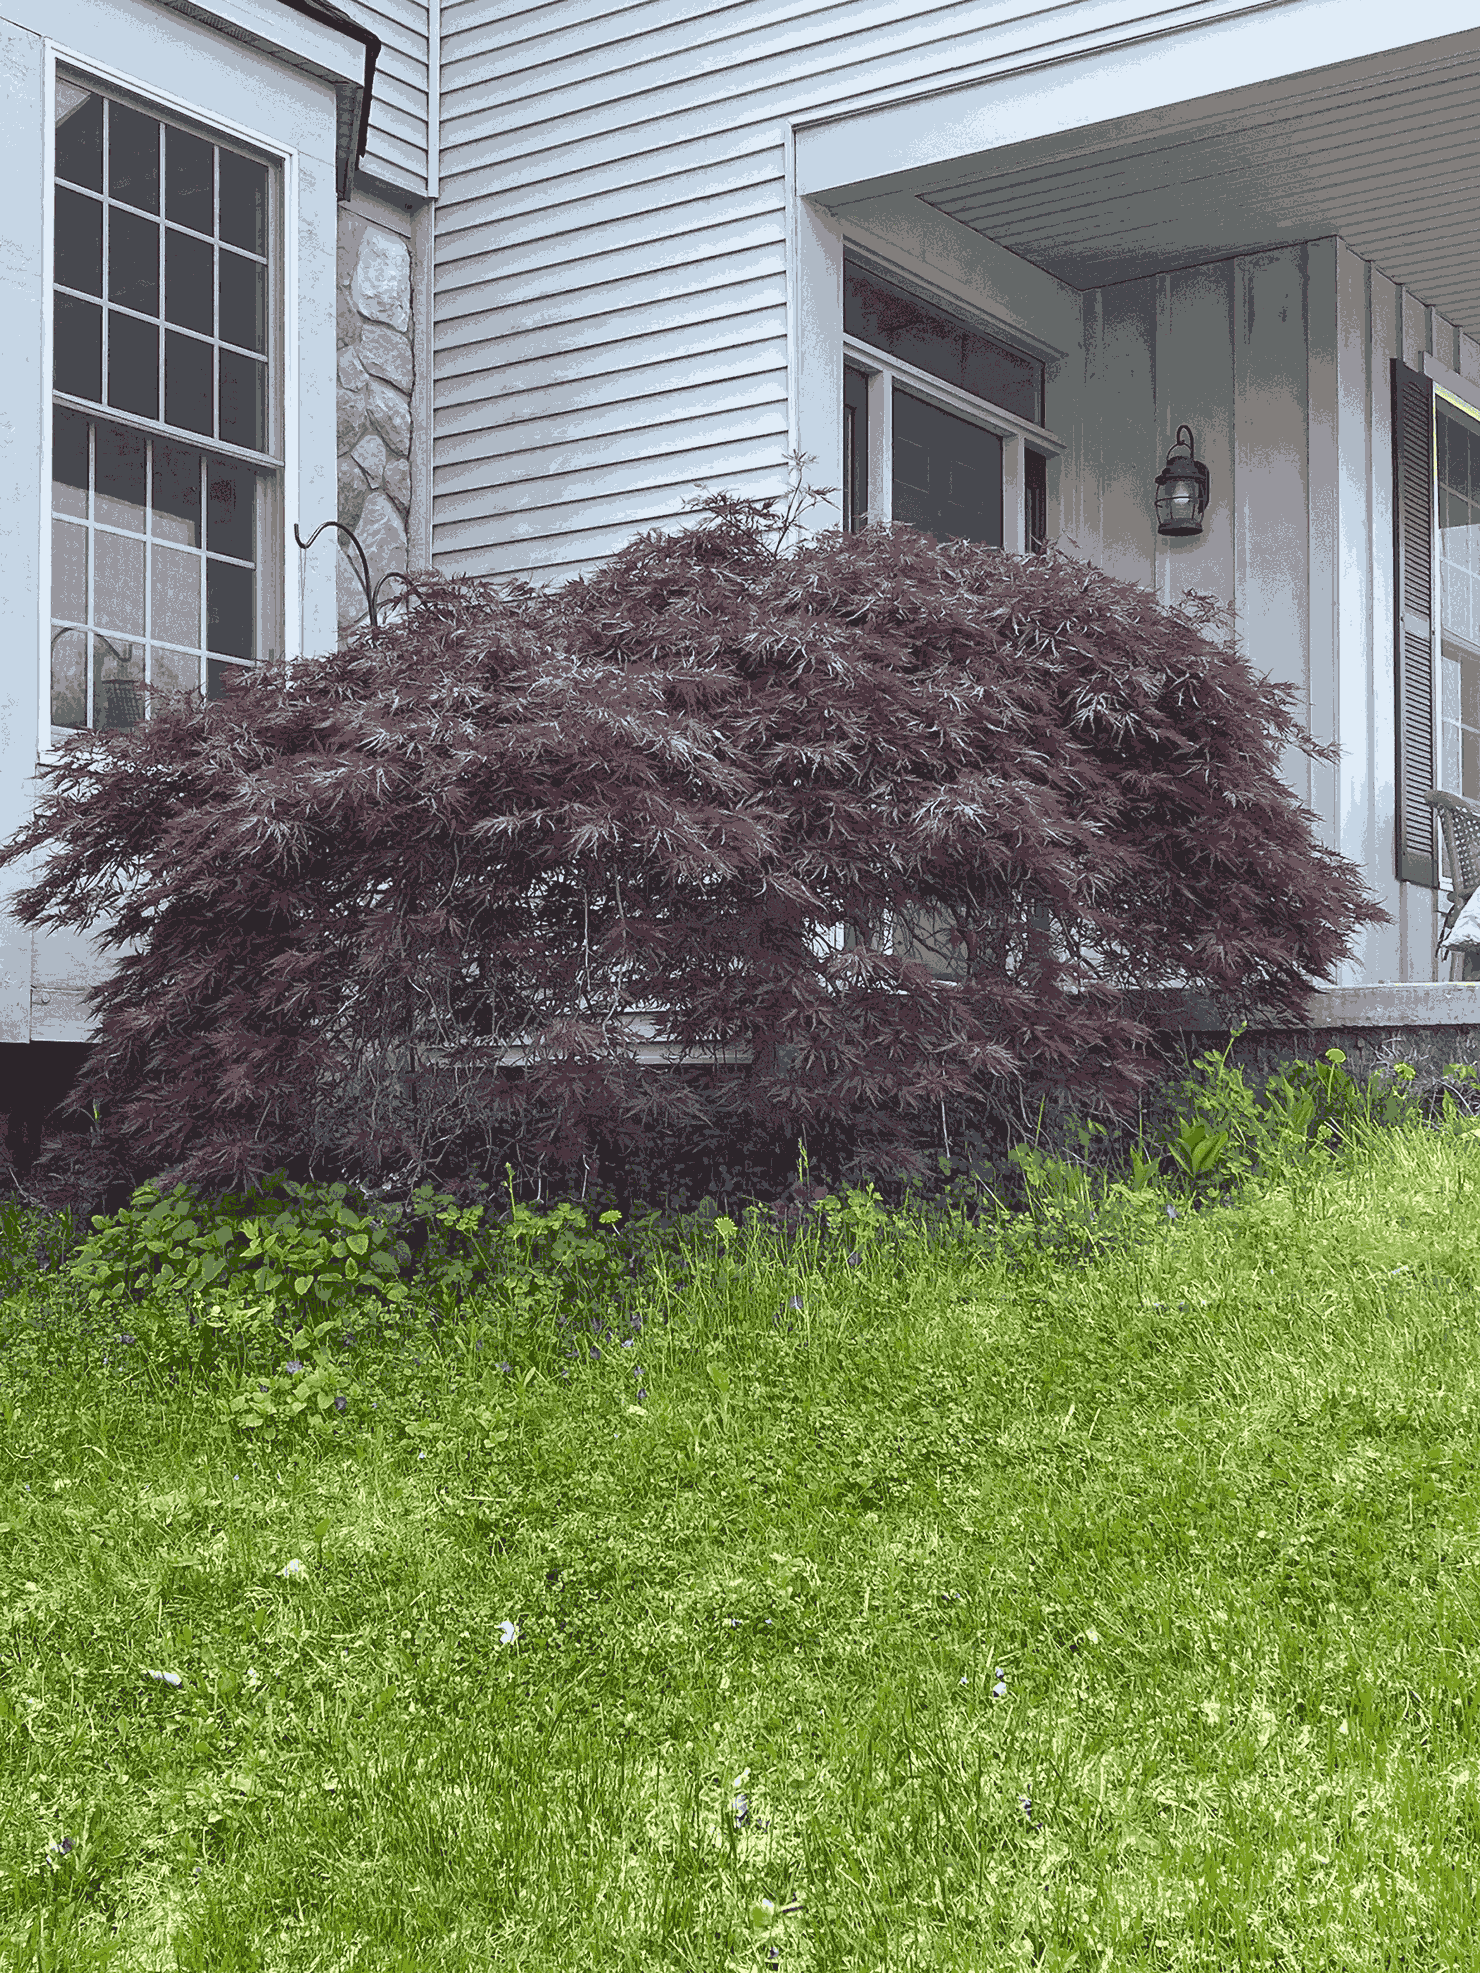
[335,213,414,631]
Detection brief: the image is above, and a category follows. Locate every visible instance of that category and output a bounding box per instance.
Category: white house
[7,0,1480,1128]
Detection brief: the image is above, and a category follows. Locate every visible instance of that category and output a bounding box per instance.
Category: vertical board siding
[1334,240,1373,986]
[342,0,431,196]
[1367,263,1402,982]
[433,0,1278,582]
[1236,248,1312,823]
[1306,236,1339,845]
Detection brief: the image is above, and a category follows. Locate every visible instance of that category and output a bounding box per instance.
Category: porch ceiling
[839,38,1480,335]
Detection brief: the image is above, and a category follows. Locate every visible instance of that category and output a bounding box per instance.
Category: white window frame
[841,332,1066,556]
[38,38,298,759]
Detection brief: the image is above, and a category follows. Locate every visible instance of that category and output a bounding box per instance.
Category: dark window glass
[207,657,248,701]
[845,260,1043,426]
[218,150,266,255]
[52,407,90,514]
[207,461,254,561]
[107,312,158,420]
[108,102,159,214]
[55,188,102,295]
[164,331,213,436]
[207,561,253,659]
[54,293,102,401]
[166,127,213,233]
[219,350,266,451]
[166,229,214,334]
[892,388,1002,547]
[108,207,159,314]
[843,364,869,532]
[95,422,146,530]
[219,251,265,354]
[56,90,103,192]
[153,441,201,546]
[1025,448,1047,554]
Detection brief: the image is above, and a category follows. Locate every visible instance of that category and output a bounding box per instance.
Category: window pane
[1439,403,1480,662]
[108,102,159,214]
[94,532,145,635]
[152,440,201,545]
[151,543,201,647]
[892,388,1003,547]
[165,228,214,334]
[108,207,159,314]
[165,126,213,233]
[845,260,1043,425]
[107,311,159,420]
[95,422,146,530]
[219,251,265,354]
[207,460,254,561]
[51,627,88,727]
[207,560,254,659]
[218,349,266,451]
[153,647,202,699]
[55,187,102,295]
[56,87,102,192]
[843,364,869,532]
[51,518,87,622]
[164,330,213,436]
[207,657,251,701]
[54,293,102,401]
[52,407,89,517]
[218,150,266,254]
[94,635,144,729]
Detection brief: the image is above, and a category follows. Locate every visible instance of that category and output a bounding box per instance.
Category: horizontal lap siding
[343,0,431,196]
[434,0,1228,581]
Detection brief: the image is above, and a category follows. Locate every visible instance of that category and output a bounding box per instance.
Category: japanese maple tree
[0,490,1388,1196]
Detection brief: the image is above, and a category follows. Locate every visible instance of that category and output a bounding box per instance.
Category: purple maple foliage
[0,491,1387,1195]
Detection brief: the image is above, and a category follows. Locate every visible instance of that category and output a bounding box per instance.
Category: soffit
[833,39,1480,334]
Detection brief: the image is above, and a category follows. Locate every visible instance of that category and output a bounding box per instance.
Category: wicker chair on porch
[1426,788,1480,981]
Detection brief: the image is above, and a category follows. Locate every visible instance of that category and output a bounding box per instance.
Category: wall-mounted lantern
[1154,425,1210,537]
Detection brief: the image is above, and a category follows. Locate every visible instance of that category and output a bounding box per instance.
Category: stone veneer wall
[335,212,415,632]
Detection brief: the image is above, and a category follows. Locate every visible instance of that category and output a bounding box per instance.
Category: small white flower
[280,1558,306,1578]
[144,1669,183,1687]
[497,1619,519,1645]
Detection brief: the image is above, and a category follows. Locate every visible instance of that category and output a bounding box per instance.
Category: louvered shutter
[1393,359,1438,887]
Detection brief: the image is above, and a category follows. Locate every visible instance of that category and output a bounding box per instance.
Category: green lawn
[4,1097,1480,1970]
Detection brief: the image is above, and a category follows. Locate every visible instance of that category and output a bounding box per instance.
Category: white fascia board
[795,0,1480,203]
[146,0,366,194]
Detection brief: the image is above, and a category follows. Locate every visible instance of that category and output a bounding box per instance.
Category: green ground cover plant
[3,1045,1480,1970]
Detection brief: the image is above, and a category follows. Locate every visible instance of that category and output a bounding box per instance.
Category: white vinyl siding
[433,0,1252,584]
[341,0,432,198]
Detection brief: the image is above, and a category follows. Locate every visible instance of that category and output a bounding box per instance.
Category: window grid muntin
[49,408,261,731]
[52,81,271,458]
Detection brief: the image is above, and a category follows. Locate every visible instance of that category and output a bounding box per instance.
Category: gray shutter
[1393,359,1438,887]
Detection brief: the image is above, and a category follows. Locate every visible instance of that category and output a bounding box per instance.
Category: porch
[790,4,1480,992]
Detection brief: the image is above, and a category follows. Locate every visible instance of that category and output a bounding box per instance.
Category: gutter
[272,0,380,197]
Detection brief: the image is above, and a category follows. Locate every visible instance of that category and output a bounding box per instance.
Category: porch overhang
[796,0,1480,338]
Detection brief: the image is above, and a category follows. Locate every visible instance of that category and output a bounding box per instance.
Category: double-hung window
[49,75,280,736]
[840,259,1054,553]
[1438,399,1480,807]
